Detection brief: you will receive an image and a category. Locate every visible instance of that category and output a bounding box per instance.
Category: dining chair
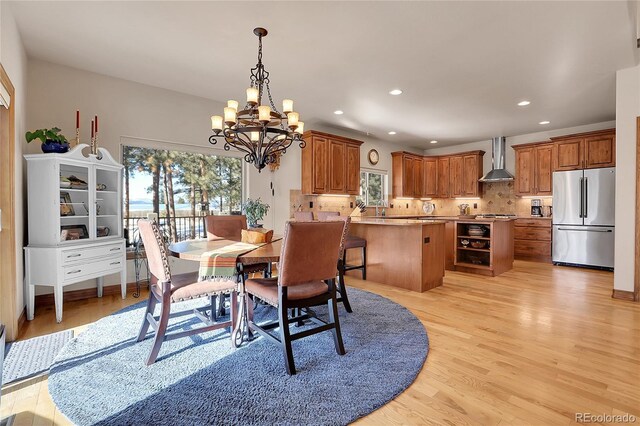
[318,211,367,281]
[293,211,314,221]
[205,214,247,241]
[136,219,238,365]
[244,220,348,375]
[317,214,354,313]
[205,214,269,316]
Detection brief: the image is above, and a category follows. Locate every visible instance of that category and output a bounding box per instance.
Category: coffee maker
[530,199,542,217]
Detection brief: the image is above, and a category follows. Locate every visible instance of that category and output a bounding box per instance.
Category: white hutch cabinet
[24,144,126,322]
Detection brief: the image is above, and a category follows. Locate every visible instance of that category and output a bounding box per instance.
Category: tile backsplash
[289,182,552,219]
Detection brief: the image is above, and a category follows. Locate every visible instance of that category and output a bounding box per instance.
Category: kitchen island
[348,218,446,292]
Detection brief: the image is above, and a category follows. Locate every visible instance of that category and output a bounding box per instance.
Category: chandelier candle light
[209,27,305,172]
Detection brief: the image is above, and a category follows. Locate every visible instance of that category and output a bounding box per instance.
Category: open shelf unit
[454,220,514,276]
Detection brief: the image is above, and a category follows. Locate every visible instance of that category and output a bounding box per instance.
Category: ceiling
[8,1,638,148]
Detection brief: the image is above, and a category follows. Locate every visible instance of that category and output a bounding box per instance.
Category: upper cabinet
[392,152,421,198]
[423,157,438,198]
[551,129,615,171]
[392,150,484,199]
[513,142,553,197]
[302,131,363,195]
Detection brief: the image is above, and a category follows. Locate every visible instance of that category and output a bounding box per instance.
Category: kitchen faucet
[376,200,388,217]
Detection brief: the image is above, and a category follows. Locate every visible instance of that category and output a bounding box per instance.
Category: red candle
[94,115,98,133]
[91,120,94,138]
[76,110,80,129]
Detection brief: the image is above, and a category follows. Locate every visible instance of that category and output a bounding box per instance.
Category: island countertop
[362,215,516,222]
[350,217,446,226]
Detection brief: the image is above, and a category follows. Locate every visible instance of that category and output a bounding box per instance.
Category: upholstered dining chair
[136,219,238,365]
[293,211,314,221]
[244,220,348,375]
[316,211,339,221]
[316,214,353,313]
[205,214,269,316]
[318,211,367,282]
[205,214,247,241]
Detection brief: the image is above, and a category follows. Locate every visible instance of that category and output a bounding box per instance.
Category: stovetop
[475,214,517,218]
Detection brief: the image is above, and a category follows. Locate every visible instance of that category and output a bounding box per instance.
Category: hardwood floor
[2,261,639,425]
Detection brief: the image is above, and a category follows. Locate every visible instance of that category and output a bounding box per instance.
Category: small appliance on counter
[530,199,543,217]
[422,201,435,215]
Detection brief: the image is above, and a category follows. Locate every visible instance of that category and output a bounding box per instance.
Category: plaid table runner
[198,241,264,281]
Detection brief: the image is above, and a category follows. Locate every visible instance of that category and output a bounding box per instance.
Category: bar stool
[317,212,367,282]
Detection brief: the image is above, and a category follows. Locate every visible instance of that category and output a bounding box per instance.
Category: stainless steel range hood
[479,137,514,182]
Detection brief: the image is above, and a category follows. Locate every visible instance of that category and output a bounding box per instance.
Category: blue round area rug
[48,288,429,425]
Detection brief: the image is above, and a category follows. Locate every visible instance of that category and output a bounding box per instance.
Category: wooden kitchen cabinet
[423,157,438,197]
[393,150,483,199]
[513,142,553,196]
[513,218,551,262]
[437,157,450,198]
[391,152,423,198]
[551,129,615,171]
[302,131,363,195]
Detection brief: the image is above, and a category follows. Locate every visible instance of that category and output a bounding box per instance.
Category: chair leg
[278,303,296,375]
[338,268,353,313]
[230,291,238,333]
[210,295,217,321]
[146,297,171,365]
[136,293,157,342]
[328,280,346,356]
[361,246,367,280]
[218,293,226,317]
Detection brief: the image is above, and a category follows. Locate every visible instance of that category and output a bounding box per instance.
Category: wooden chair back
[293,211,314,221]
[316,211,340,221]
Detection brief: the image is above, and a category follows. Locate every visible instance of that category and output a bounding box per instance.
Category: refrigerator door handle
[579,177,584,218]
[557,227,612,232]
[583,177,588,219]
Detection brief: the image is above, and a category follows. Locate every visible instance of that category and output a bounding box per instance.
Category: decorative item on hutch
[24,144,126,323]
[208,27,305,172]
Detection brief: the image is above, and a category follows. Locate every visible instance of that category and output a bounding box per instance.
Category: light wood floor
[2,261,639,425]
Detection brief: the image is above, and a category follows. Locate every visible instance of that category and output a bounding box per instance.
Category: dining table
[168,237,282,347]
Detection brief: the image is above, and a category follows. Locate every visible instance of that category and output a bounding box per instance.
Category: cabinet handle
[66,254,82,258]
[110,247,121,252]
[110,261,121,266]
[67,270,82,275]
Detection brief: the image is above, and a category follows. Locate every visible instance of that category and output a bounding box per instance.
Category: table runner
[198,241,264,280]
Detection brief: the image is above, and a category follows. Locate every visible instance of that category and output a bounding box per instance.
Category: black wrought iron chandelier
[209,27,305,172]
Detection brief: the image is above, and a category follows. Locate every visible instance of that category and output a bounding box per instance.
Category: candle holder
[94,133,99,155]
[75,128,80,148]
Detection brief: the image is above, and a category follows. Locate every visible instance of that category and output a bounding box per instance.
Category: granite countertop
[350,217,446,226]
[365,215,516,222]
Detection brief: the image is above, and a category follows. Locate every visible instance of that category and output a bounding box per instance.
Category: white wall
[1,2,28,320]
[423,121,616,175]
[614,64,640,293]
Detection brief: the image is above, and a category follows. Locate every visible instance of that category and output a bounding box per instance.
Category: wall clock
[368,149,379,165]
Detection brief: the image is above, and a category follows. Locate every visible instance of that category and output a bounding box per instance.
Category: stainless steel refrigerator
[552,167,615,269]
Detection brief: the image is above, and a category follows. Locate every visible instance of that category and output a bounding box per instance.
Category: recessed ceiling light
[334,110,344,115]
[517,100,531,106]
[389,89,403,95]
[388,131,397,135]
[430,140,438,144]
[539,120,550,125]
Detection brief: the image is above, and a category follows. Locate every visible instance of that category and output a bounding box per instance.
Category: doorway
[0,63,17,341]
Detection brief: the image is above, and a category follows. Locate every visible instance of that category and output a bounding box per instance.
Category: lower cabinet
[514,218,552,262]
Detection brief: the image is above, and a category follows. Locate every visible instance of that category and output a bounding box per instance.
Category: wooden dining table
[168,237,282,347]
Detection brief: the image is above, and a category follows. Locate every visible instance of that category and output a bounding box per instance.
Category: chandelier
[209,27,305,172]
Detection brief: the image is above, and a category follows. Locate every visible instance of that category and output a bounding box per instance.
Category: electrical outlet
[350,202,353,208]
[406,203,409,209]
[473,203,478,209]
[309,201,313,208]
[390,204,394,208]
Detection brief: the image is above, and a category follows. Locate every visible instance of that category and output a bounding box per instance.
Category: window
[122,145,243,242]
[358,169,388,206]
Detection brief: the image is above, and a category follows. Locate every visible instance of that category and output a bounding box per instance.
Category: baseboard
[17,307,26,336]
[34,281,150,308]
[611,289,637,302]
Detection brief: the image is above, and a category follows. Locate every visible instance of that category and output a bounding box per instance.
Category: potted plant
[25,127,70,153]
[243,198,270,228]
